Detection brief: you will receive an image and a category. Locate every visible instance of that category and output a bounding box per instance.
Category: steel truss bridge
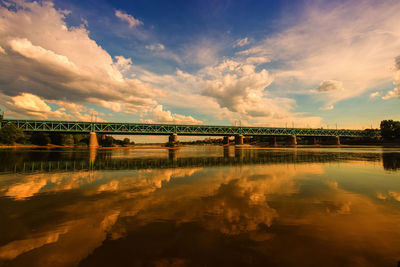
[0,119,380,137]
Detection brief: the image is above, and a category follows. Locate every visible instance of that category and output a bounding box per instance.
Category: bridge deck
[0,119,380,137]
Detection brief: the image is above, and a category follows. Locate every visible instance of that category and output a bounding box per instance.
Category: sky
[0,0,399,133]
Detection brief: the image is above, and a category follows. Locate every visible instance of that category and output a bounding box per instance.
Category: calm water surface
[0,146,399,266]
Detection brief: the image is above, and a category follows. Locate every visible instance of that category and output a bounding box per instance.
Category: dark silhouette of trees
[49,133,74,146]
[380,120,400,141]
[0,124,25,145]
[30,132,51,146]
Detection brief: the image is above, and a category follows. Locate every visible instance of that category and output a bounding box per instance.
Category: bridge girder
[0,119,380,138]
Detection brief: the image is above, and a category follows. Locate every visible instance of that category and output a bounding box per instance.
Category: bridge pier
[235,135,244,145]
[286,135,297,146]
[89,132,99,148]
[168,134,178,146]
[333,136,340,145]
[168,149,177,161]
[222,136,230,145]
[89,147,98,164]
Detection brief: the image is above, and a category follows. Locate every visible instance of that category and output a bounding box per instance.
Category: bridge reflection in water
[1,147,398,174]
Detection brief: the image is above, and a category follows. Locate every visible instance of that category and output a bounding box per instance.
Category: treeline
[0,124,134,147]
[380,120,400,142]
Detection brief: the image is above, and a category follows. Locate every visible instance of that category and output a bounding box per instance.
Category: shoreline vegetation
[0,119,399,148]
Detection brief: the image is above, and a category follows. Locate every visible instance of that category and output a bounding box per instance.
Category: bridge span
[0,119,380,146]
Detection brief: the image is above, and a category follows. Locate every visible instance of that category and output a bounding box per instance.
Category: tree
[380,120,400,140]
[122,138,130,146]
[100,136,114,147]
[50,133,74,146]
[73,134,89,146]
[30,132,51,146]
[0,124,25,145]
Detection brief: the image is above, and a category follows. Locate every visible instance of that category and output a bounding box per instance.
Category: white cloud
[369,91,380,98]
[115,10,142,28]
[145,43,165,51]
[0,45,6,54]
[143,105,202,125]
[202,60,273,116]
[395,56,400,70]
[383,56,400,100]
[245,56,269,65]
[0,92,106,121]
[138,59,321,127]
[0,1,162,118]
[321,104,334,111]
[382,88,399,100]
[182,38,222,66]
[7,93,65,119]
[234,37,250,47]
[238,0,400,106]
[113,55,132,73]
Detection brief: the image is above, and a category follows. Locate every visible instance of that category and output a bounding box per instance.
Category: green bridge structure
[0,119,380,146]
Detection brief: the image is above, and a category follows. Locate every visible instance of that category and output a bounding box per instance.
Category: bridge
[0,119,380,146]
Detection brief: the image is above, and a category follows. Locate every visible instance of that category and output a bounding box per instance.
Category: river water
[0,146,399,266]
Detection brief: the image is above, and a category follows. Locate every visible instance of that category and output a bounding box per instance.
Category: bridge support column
[235,135,244,145]
[89,147,98,164]
[223,136,230,145]
[89,132,99,148]
[286,135,297,146]
[333,136,340,145]
[168,149,177,161]
[168,134,178,146]
[270,136,277,146]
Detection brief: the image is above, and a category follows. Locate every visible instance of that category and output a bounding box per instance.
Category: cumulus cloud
[314,80,344,92]
[202,60,273,116]
[0,1,201,121]
[382,88,399,100]
[238,0,400,106]
[115,10,142,28]
[143,105,202,125]
[395,56,400,70]
[113,55,132,73]
[0,92,105,121]
[0,45,6,54]
[139,59,321,127]
[321,104,334,111]
[145,43,165,51]
[4,93,65,119]
[245,56,269,65]
[369,91,380,98]
[233,37,250,47]
[382,56,400,100]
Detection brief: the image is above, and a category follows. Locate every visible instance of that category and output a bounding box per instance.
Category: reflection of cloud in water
[389,191,400,201]
[4,172,97,200]
[5,177,47,200]
[2,168,204,200]
[2,161,400,266]
[0,228,67,260]
[120,164,324,237]
[375,191,400,202]
[200,179,278,235]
